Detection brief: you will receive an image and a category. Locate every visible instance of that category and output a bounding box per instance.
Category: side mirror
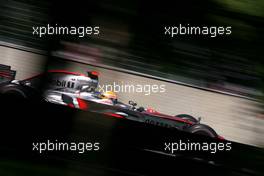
[137,107,145,112]
[197,117,201,123]
[129,100,137,107]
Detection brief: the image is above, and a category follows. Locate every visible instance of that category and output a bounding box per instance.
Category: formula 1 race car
[0,69,223,139]
[61,93,223,139]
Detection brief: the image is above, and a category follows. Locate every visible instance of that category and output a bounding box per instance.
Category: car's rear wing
[0,64,16,83]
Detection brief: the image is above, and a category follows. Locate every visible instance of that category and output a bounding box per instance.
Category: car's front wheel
[187,124,218,138]
[175,114,198,123]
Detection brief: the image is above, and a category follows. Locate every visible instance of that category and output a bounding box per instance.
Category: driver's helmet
[100,91,117,103]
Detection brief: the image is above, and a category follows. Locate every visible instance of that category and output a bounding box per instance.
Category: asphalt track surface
[0,96,263,176]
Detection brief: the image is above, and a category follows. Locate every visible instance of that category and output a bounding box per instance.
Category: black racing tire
[187,124,218,138]
[0,85,27,99]
[175,114,198,123]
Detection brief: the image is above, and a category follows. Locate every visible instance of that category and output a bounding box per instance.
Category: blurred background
[0,0,264,147]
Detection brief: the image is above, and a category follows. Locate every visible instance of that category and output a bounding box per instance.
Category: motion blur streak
[0,0,264,154]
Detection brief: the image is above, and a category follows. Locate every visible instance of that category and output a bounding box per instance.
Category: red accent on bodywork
[217,135,225,141]
[48,70,87,77]
[146,108,157,113]
[0,73,12,79]
[89,71,99,76]
[67,103,75,108]
[22,73,44,81]
[143,111,194,125]
[23,70,98,81]
[104,112,125,119]
[76,98,89,110]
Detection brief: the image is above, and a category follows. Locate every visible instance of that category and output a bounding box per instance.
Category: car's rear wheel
[0,86,27,99]
[175,114,198,123]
